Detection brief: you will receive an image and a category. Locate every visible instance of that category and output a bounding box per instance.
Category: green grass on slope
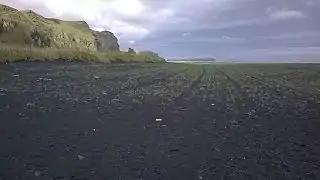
[0,4,96,50]
[0,4,166,63]
[0,45,166,63]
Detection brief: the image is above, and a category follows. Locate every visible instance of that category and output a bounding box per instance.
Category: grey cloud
[1,0,319,61]
[251,47,320,55]
[267,9,305,21]
[231,46,320,62]
[1,0,55,17]
[129,0,320,61]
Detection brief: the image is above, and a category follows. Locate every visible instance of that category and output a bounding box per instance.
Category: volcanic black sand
[0,62,319,180]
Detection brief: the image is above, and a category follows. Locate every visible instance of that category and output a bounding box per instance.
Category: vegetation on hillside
[0,4,98,51]
[0,45,166,63]
[0,4,166,63]
[128,48,136,54]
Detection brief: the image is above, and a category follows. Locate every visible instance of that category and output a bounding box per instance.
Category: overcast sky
[1,0,320,61]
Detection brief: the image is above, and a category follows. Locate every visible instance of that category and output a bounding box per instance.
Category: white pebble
[77,155,85,160]
[34,170,41,177]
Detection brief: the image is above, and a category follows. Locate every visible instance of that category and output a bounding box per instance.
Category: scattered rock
[229,120,240,128]
[36,77,52,82]
[12,74,19,78]
[34,170,41,177]
[26,102,35,108]
[77,155,85,160]
[111,98,122,106]
[44,78,52,81]
[0,88,7,96]
[156,118,162,122]
[247,109,256,116]
[18,112,25,117]
[64,145,71,152]
[170,148,180,153]
[298,143,307,147]
[132,99,142,104]
[94,75,100,79]
[111,99,121,102]
[36,78,43,82]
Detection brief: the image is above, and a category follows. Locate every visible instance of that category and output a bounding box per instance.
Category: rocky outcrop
[0,4,119,52]
[93,31,119,52]
[0,19,17,33]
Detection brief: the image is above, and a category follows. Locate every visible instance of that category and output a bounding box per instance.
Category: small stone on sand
[34,170,41,177]
[77,155,85,160]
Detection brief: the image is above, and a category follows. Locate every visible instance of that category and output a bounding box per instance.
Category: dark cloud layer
[130,0,320,61]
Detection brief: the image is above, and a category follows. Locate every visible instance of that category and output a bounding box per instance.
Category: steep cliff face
[0,4,119,52]
[93,31,120,52]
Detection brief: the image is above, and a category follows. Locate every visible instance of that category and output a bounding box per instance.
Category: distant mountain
[169,58,216,62]
[197,58,216,62]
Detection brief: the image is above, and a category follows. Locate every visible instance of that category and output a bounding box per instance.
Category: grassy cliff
[0,4,97,50]
[0,4,166,63]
